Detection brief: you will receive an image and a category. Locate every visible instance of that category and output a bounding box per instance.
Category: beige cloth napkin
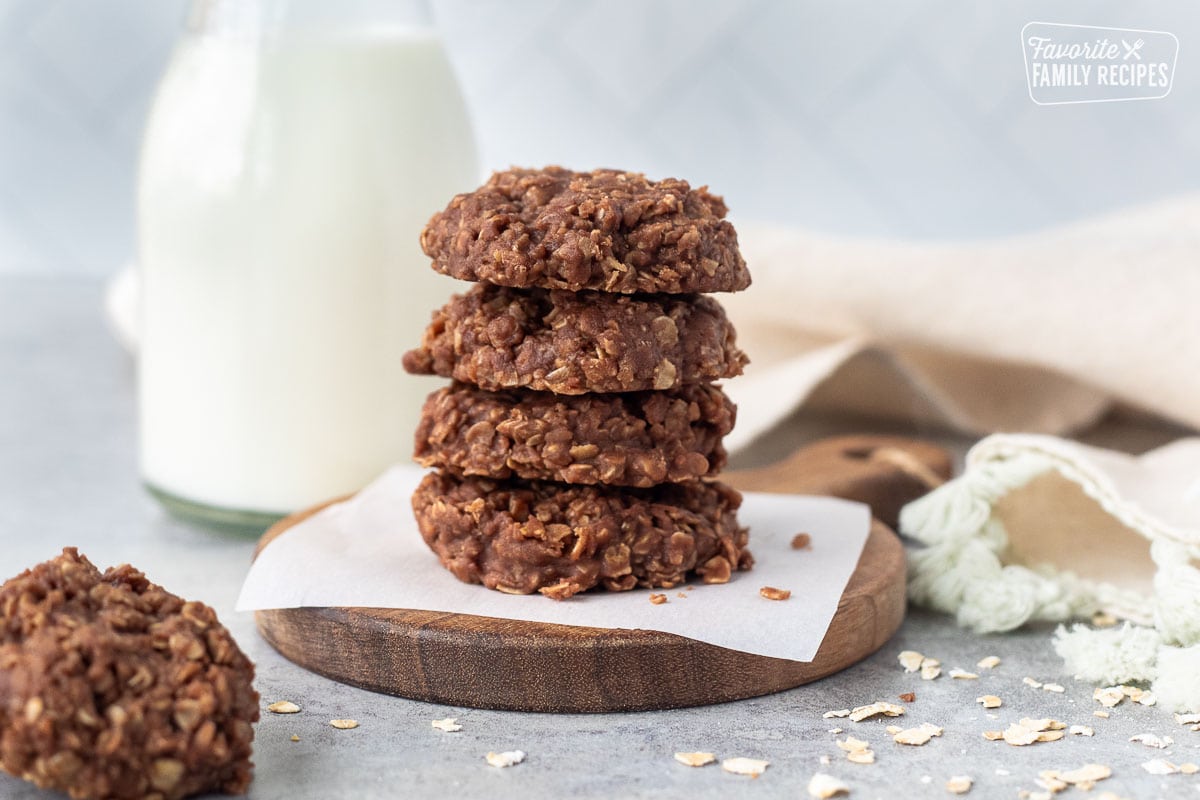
[722,195,1200,452]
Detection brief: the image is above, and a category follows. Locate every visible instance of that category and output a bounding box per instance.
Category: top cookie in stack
[404,167,752,600]
[419,166,751,294]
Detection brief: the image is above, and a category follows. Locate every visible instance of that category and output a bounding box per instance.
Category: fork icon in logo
[1123,38,1145,60]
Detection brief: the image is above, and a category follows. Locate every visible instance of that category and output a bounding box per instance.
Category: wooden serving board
[255,434,951,713]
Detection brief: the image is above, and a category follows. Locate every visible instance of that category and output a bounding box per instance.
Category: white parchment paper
[236,466,871,662]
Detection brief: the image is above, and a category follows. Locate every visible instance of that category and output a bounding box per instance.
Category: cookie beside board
[0,549,258,799]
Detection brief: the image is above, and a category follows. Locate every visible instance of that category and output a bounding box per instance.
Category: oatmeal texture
[402,284,747,394]
[414,381,734,487]
[420,166,750,294]
[412,470,752,599]
[0,548,258,800]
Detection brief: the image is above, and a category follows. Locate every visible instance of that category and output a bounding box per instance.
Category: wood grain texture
[729,434,952,529]
[254,435,949,712]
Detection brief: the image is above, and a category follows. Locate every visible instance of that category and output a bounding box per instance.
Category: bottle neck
[186,0,434,39]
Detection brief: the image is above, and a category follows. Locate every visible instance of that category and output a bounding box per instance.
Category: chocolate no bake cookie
[415,382,735,487]
[0,548,257,800]
[412,470,752,599]
[420,167,751,294]
[402,284,748,394]
[407,165,755,599]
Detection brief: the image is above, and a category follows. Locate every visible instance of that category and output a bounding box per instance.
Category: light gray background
[2,0,1200,276]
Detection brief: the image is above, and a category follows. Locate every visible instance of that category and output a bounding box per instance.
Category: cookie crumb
[486,750,526,768]
[330,719,358,730]
[824,709,851,719]
[1043,763,1112,790]
[976,656,1001,670]
[807,772,850,798]
[1129,733,1171,749]
[290,735,300,742]
[837,736,874,764]
[722,757,769,777]
[949,668,978,680]
[898,651,925,673]
[791,533,812,550]
[899,692,916,703]
[432,718,462,732]
[649,593,668,605]
[1141,758,1178,775]
[1001,726,1039,747]
[893,723,943,746]
[998,718,1065,746]
[976,695,1002,709]
[1070,725,1094,737]
[946,775,973,794]
[268,701,301,714]
[849,701,905,722]
[759,586,791,601]
[1042,683,1065,693]
[674,752,716,767]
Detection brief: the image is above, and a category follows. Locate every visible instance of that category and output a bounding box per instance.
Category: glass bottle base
[144,482,285,537]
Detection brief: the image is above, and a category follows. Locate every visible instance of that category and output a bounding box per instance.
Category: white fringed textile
[901,434,1200,711]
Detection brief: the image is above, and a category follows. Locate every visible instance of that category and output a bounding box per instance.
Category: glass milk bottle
[138,0,477,532]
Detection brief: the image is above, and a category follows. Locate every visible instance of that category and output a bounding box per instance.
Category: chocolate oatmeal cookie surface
[420,167,750,294]
[402,284,747,394]
[415,382,735,487]
[0,548,258,800]
[412,470,752,599]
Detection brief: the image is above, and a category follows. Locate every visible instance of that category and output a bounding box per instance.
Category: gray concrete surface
[0,276,1194,800]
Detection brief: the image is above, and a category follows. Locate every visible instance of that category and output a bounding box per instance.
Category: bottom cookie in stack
[412,470,751,600]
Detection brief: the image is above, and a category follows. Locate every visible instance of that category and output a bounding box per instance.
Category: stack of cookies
[403,167,753,599]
